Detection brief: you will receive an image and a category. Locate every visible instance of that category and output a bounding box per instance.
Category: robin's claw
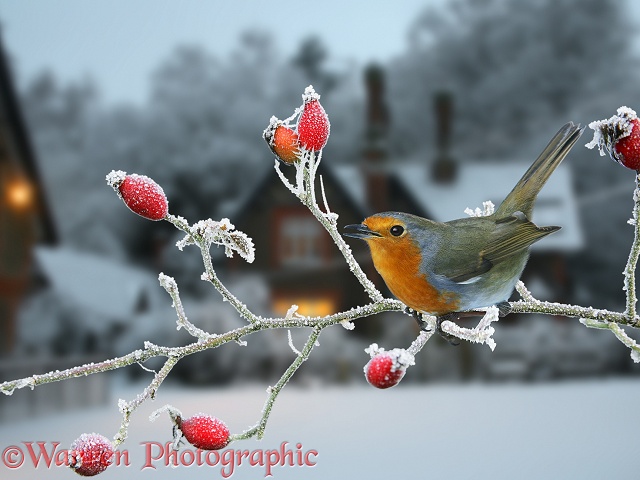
[405,307,431,332]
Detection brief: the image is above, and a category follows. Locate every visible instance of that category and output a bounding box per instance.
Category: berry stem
[289,149,384,302]
[230,327,322,443]
[159,273,213,340]
[624,173,640,326]
[165,213,259,324]
[114,354,180,447]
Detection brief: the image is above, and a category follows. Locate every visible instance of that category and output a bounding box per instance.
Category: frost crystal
[364,343,382,357]
[179,218,255,263]
[1,377,35,395]
[465,200,495,217]
[364,343,415,369]
[287,330,301,355]
[302,85,321,103]
[440,306,500,350]
[586,106,637,157]
[285,305,301,319]
[150,404,182,422]
[105,170,127,189]
[159,273,177,291]
[340,320,355,330]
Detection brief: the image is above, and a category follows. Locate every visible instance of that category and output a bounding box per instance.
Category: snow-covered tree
[388,0,634,158]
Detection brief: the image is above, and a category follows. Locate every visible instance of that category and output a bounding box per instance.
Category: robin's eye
[390,225,404,237]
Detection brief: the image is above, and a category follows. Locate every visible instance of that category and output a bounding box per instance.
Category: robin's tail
[495,122,584,219]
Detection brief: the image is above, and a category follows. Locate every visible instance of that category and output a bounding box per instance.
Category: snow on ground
[0,378,638,479]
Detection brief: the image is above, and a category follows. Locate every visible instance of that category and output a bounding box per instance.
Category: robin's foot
[436,313,460,346]
[496,301,512,317]
[405,307,431,332]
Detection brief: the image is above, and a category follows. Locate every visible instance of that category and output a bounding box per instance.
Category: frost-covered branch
[623,173,640,323]
[231,327,322,442]
[440,306,500,351]
[7,90,640,478]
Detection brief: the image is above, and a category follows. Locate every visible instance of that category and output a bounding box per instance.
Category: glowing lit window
[272,294,337,318]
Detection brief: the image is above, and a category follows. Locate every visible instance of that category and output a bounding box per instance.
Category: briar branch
[1,169,407,444]
[4,88,640,465]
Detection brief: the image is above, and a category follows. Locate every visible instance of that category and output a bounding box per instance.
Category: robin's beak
[343,223,381,239]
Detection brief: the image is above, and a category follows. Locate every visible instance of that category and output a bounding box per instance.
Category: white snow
[0,380,638,479]
[34,246,162,325]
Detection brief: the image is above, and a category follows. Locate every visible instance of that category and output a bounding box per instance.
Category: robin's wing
[431,216,558,283]
[481,215,559,265]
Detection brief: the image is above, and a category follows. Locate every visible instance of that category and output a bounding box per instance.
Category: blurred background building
[0,0,639,421]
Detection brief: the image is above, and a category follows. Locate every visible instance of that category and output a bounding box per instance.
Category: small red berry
[69,433,114,477]
[297,86,330,151]
[614,118,640,170]
[264,120,300,164]
[107,171,169,220]
[364,346,413,389]
[178,413,230,450]
[587,107,640,171]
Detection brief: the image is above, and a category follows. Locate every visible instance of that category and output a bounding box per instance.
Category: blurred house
[226,64,584,319]
[219,64,628,381]
[0,33,115,420]
[0,32,57,356]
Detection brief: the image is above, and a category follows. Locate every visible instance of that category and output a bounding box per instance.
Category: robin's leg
[405,307,431,332]
[436,313,460,346]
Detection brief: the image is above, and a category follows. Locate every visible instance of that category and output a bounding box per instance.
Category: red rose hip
[264,120,300,164]
[107,170,169,220]
[364,346,413,389]
[69,433,114,477]
[178,413,230,450]
[587,106,640,171]
[297,86,330,151]
[614,118,640,170]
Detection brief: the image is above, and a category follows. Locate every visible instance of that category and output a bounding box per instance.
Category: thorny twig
[3,97,640,454]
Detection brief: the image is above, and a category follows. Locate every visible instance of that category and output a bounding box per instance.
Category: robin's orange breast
[367,235,460,315]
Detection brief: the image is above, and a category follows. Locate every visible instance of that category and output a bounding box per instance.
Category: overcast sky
[0,0,450,105]
[1,1,638,106]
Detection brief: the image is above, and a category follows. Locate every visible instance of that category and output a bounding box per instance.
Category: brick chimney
[362,64,390,213]
[431,91,457,183]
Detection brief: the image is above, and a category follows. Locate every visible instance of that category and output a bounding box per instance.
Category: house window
[272,291,339,318]
[273,208,328,267]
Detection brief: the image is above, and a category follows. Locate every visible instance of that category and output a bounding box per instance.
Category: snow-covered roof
[35,246,161,321]
[332,160,584,252]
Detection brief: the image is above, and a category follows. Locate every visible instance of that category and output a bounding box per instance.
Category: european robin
[344,122,583,334]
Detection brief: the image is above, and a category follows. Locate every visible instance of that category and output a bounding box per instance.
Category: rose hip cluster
[68,414,230,476]
[263,85,330,165]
